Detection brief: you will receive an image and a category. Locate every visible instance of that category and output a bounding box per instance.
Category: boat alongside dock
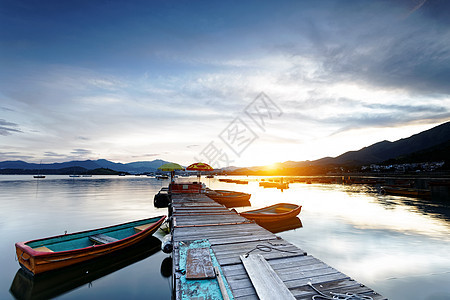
[170,193,385,300]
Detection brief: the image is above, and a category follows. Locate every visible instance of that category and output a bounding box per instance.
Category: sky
[1,0,449,167]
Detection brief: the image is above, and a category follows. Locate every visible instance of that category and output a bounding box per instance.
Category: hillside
[317,121,450,165]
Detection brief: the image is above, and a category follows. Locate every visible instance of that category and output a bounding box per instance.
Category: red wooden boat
[15,216,166,275]
[239,203,301,222]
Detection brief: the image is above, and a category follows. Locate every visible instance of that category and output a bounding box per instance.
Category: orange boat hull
[240,204,301,222]
[15,216,165,275]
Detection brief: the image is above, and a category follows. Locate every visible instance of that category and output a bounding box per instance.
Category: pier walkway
[171,193,386,300]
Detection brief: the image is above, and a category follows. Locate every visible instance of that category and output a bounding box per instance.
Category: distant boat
[156,174,169,180]
[259,181,289,189]
[206,174,214,178]
[380,186,431,198]
[15,216,166,275]
[33,161,45,178]
[69,175,80,178]
[239,203,301,222]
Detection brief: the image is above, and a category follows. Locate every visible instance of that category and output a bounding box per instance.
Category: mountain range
[235,121,450,174]
[1,121,449,174]
[315,121,450,166]
[0,159,171,174]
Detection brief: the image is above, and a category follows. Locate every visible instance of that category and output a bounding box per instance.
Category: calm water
[2,175,450,299]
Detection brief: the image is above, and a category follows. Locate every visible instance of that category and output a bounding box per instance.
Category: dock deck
[171,193,386,300]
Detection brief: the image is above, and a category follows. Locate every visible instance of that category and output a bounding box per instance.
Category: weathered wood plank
[240,254,295,300]
[89,234,119,244]
[185,247,216,279]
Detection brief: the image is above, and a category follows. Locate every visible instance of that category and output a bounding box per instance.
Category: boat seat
[275,207,292,212]
[134,223,152,233]
[89,234,119,245]
[34,246,54,252]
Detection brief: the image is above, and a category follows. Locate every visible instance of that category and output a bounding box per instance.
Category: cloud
[70,149,92,156]
[0,119,22,136]
[44,151,66,157]
[277,1,450,95]
[0,151,33,161]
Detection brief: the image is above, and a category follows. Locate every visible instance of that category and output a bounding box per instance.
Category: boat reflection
[10,236,161,300]
[256,217,303,234]
[222,200,251,208]
[160,256,172,278]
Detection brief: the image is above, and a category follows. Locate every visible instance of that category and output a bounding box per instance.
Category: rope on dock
[307,282,373,300]
[243,241,298,258]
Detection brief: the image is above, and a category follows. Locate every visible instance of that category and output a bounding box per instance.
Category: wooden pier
[171,193,386,300]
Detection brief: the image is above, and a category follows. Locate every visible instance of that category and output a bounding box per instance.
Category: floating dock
[171,193,386,300]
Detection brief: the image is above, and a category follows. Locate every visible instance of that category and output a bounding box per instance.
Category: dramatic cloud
[0,0,449,164]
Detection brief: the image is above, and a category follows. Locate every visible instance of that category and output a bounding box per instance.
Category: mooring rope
[243,241,298,258]
[307,282,373,300]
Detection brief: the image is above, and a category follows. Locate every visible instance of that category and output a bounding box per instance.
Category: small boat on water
[206,190,251,207]
[259,181,289,189]
[33,175,45,179]
[10,236,162,300]
[15,216,166,275]
[206,190,250,203]
[380,186,431,198]
[239,203,301,222]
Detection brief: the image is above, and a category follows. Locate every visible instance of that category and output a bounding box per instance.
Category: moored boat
[10,236,162,300]
[206,190,251,207]
[259,181,289,189]
[239,203,301,222]
[381,186,431,198]
[15,216,166,275]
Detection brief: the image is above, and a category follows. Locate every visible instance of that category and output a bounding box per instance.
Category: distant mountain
[384,139,450,165]
[315,121,450,166]
[0,159,172,173]
[229,121,450,175]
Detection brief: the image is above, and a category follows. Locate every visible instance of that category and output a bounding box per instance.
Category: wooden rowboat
[239,203,301,222]
[10,236,162,299]
[15,216,166,275]
[206,190,251,207]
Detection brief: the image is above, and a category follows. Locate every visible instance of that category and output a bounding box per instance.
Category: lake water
[1,175,450,300]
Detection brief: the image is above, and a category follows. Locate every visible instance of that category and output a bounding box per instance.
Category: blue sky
[1,0,449,167]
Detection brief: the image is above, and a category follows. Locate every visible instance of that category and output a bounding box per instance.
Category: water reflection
[160,257,172,278]
[377,195,450,223]
[256,217,303,234]
[10,237,161,300]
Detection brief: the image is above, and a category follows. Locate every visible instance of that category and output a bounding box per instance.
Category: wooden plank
[89,234,119,244]
[134,223,153,232]
[185,247,216,279]
[214,266,230,300]
[34,246,54,252]
[240,254,295,300]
